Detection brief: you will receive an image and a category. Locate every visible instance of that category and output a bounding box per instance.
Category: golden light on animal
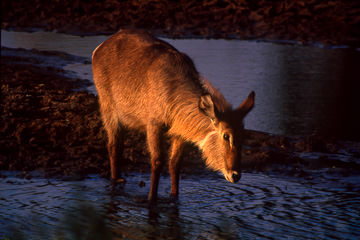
[92,29,255,202]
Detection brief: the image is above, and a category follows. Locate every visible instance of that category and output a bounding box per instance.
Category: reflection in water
[1,30,359,139]
[276,47,360,139]
[1,172,359,239]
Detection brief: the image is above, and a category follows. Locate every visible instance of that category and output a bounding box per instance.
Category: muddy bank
[0,47,204,179]
[2,0,360,47]
[1,47,360,180]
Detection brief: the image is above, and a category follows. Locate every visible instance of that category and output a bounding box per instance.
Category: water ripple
[1,171,359,239]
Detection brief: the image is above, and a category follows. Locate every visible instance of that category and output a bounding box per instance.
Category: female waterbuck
[92,29,255,202]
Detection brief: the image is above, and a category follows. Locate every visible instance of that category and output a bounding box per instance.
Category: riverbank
[2,0,360,48]
[1,47,359,180]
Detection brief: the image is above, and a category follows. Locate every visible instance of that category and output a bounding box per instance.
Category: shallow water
[2,30,360,140]
[1,171,359,239]
[1,30,360,239]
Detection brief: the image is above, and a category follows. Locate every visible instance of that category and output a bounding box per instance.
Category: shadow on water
[275,47,360,140]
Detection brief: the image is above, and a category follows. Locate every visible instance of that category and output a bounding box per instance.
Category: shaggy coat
[92,29,255,202]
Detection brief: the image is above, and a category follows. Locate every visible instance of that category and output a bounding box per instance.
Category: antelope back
[92,29,202,131]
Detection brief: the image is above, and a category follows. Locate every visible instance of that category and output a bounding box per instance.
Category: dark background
[2,0,360,47]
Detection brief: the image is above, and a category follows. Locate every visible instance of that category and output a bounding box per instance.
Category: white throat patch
[198,130,217,149]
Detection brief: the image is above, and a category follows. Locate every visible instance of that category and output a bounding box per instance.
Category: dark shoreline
[1,47,360,180]
[2,0,360,48]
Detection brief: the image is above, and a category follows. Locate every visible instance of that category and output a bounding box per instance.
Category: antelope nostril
[232,173,241,183]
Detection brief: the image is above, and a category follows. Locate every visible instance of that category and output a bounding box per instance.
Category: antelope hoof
[112,177,126,185]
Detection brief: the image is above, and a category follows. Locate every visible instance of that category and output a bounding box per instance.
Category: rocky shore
[1,48,360,180]
[2,0,360,47]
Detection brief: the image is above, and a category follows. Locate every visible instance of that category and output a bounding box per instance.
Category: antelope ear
[199,94,219,121]
[236,91,255,116]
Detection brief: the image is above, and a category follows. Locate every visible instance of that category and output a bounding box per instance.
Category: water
[2,30,360,140]
[1,171,359,239]
[1,30,360,239]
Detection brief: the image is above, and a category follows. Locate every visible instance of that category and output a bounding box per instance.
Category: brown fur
[92,29,255,202]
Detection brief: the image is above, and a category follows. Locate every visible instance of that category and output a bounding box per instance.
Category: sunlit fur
[92,29,254,200]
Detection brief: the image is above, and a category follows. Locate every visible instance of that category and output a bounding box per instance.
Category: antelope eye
[223,133,230,141]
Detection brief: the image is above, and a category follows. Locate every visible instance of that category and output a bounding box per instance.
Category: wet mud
[1,47,360,180]
[2,0,360,47]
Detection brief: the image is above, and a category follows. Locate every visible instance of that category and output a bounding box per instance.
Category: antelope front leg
[106,127,124,181]
[146,122,165,203]
[169,137,185,199]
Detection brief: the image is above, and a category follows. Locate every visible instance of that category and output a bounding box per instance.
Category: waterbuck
[92,29,255,202]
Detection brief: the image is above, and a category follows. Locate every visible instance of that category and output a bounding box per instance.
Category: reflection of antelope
[92,29,255,202]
